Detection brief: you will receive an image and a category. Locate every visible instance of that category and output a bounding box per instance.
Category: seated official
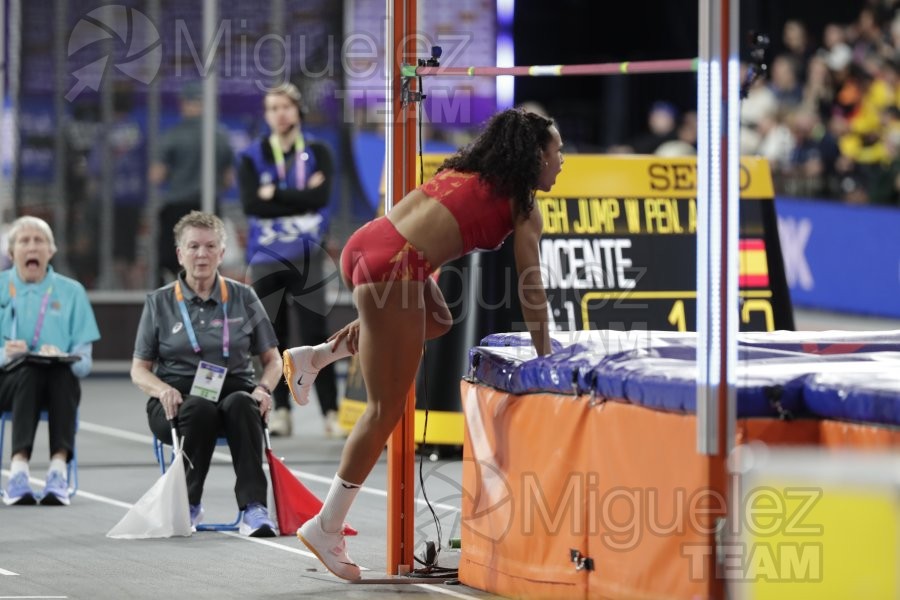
[0,216,100,506]
[130,211,282,536]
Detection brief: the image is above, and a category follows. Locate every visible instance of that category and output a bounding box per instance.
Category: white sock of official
[319,475,360,533]
[48,457,67,478]
[10,457,29,477]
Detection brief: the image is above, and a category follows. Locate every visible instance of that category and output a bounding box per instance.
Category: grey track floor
[0,376,496,600]
[1,308,896,599]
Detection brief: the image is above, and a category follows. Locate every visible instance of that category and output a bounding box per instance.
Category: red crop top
[419,169,514,253]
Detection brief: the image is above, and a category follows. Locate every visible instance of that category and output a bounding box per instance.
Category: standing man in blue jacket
[237,83,339,437]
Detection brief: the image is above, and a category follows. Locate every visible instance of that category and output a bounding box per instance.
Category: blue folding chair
[152,433,241,531]
[0,409,79,499]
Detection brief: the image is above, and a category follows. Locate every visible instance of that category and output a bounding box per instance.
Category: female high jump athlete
[284,108,564,580]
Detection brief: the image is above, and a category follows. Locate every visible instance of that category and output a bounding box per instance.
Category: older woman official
[0,216,100,506]
[130,211,282,536]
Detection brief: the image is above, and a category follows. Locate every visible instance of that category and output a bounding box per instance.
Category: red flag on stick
[265,438,357,537]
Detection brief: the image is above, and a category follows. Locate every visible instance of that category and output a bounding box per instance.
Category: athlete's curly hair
[437,108,555,218]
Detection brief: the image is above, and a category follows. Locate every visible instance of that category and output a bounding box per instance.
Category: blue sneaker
[40,470,70,506]
[239,502,276,537]
[3,471,36,506]
[190,504,204,530]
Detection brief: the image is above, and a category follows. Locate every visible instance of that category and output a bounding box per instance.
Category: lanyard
[174,277,230,359]
[8,279,54,351]
[268,132,306,190]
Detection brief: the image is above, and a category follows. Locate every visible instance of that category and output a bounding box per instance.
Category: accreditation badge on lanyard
[191,361,227,402]
[175,277,230,402]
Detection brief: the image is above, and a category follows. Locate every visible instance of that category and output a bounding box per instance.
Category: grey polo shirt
[157,117,234,205]
[134,273,278,385]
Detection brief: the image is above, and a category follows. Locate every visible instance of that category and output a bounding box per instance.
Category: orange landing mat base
[459,380,892,600]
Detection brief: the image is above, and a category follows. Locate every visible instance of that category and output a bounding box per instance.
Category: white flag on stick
[107,436,191,539]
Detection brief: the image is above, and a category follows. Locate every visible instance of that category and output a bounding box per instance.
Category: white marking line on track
[0,567,20,576]
[31,422,481,598]
[217,531,321,561]
[413,584,478,599]
[72,489,134,509]
[76,422,153,444]
[79,420,461,513]
[218,533,480,598]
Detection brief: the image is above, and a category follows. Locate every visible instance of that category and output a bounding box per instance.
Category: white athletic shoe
[283,347,318,407]
[297,516,361,581]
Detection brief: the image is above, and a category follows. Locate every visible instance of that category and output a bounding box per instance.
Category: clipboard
[1,352,81,374]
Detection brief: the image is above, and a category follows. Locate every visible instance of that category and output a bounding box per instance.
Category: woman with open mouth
[0,215,100,506]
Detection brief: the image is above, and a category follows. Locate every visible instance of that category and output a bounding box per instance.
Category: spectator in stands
[836,65,886,164]
[850,6,890,63]
[130,211,281,536]
[782,108,829,197]
[655,111,698,157]
[801,54,837,125]
[822,112,866,201]
[608,101,678,155]
[782,19,815,82]
[769,55,804,107]
[888,14,900,62]
[866,106,900,206]
[625,101,679,154]
[821,23,849,57]
[752,104,793,170]
[150,82,234,285]
[0,216,100,506]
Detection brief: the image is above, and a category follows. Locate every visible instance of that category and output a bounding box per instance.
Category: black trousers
[0,363,80,462]
[249,250,338,415]
[147,376,267,509]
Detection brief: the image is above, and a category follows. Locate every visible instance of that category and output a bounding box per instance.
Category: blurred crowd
[615,1,900,207]
[743,3,900,206]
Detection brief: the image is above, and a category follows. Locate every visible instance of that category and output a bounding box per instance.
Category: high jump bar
[402,58,698,78]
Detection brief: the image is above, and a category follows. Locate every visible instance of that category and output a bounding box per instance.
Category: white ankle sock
[48,458,67,477]
[319,475,360,533]
[10,458,28,477]
[311,339,353,371]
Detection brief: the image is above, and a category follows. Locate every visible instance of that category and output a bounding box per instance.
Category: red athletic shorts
[341,216,434,287]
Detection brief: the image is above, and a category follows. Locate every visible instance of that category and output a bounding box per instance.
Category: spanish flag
[739,238,769,288]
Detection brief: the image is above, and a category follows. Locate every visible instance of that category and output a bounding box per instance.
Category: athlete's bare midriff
[386,190,466,268]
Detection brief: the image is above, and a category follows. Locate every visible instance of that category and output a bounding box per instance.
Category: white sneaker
[269,406,292,437]
[297,516,361,581]
[283,347,318,407]
[323,410,346,438]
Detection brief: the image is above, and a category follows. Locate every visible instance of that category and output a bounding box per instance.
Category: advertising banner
[776,197,900,319]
